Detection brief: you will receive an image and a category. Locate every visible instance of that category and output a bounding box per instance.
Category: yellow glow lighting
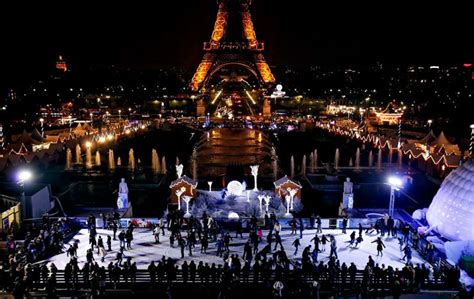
[212,90,223,104]
[245,90,256,105]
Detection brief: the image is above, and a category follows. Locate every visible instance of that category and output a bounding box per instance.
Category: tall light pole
[90,113,93,128]
[470,124,474,158]
[427,119,433,131]
[17,170,32,219]
[39,118,44,137]
[69,115,73,133]
[118,109,122,120]
[387,176,402,217]
[0,123,4,149]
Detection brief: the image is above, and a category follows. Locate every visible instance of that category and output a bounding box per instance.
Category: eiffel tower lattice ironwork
[190,0,276,92]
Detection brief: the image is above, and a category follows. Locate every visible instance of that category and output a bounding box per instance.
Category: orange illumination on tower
[191,62,213,91]
[211,10,228,44]
[256,62,275,83]
[241,12,258,48]
[56,55,68,72]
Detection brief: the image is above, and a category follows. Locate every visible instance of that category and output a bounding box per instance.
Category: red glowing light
[464,63,472,67]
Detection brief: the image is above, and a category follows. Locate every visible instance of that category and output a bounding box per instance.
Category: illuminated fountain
[398,149,403,168]
[271,147,278,180]
[301,154,306,176]
[368,150,374,167]
[334,148,340,170]
[161,156,167,174]
[377,148,382,170]
[117,157,122,167]
[208,181,213,191]
[287,187,297,210]
[75,144,82,164]
[65,148,72,170]
[349,158,353,167]
[151,149,160,174]
[95,151,101,167]
[85,142,92,169]
[314,149,318,171]
[309,152,314,173]
[128,149,135,171]
[192,148,198,180]
[108,149,116,170]
[355,147,360,171]
[290,155,295,178]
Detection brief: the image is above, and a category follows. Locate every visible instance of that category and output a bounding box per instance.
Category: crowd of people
[0,211,464,298]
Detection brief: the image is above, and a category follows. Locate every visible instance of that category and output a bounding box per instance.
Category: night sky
[0,1,472,86]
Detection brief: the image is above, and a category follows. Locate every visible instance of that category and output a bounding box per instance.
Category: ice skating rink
[45,227,427,270]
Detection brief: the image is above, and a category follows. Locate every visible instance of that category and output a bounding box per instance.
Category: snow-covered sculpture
[426,161,474,241]
[250,165,259,191]
[287,187,297,210]
[175,186,186,211]
[176,164,184,179]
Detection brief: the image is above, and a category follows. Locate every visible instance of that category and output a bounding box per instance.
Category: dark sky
[0,1,472,85]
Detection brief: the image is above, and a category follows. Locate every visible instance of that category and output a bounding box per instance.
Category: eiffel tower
[190,0,276,115]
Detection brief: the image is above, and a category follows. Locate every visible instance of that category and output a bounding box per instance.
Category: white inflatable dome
[426,160,474,241]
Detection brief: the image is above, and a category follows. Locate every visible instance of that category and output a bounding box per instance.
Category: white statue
[117,178,129,210]
[250,165,259,191]
[176,164,184,179]
[343,177,353,194]
[264,195,271,213]
[284,195,292,217]
[342,177,354,209]
[175,186,186,210]
[257,194,265,215]
[287,187,297,210]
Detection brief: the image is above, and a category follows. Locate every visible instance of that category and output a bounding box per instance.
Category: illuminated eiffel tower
[190,0,276,116]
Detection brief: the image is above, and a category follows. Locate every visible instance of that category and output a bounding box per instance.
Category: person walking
[299,218,304,238]
[97,236,104,254]
[320,234,328,252]
[290,218,297,235]
[342,216,348,234]
[179,236,186,258]
[402,244,412,264]
[112,221,118,240]
[99,243,107,263]
[316,216,322,233]
[346,231,356,247]
[153,225,160,244]
[310,234,320,252]
[106,235,112,251]
[273,232,283,251]
[292,238,300,255]
[329,236,338,259]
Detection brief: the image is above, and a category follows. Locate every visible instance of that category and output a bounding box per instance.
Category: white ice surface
[44,228,427,270]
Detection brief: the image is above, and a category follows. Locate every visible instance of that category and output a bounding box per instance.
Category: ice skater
[346,231,356,247]
[353,234,363,248]
[316,215,322,233]
[372,237,386,256]
[292,238,300,255]
[329,235,338,259]
[320,234,328,252]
